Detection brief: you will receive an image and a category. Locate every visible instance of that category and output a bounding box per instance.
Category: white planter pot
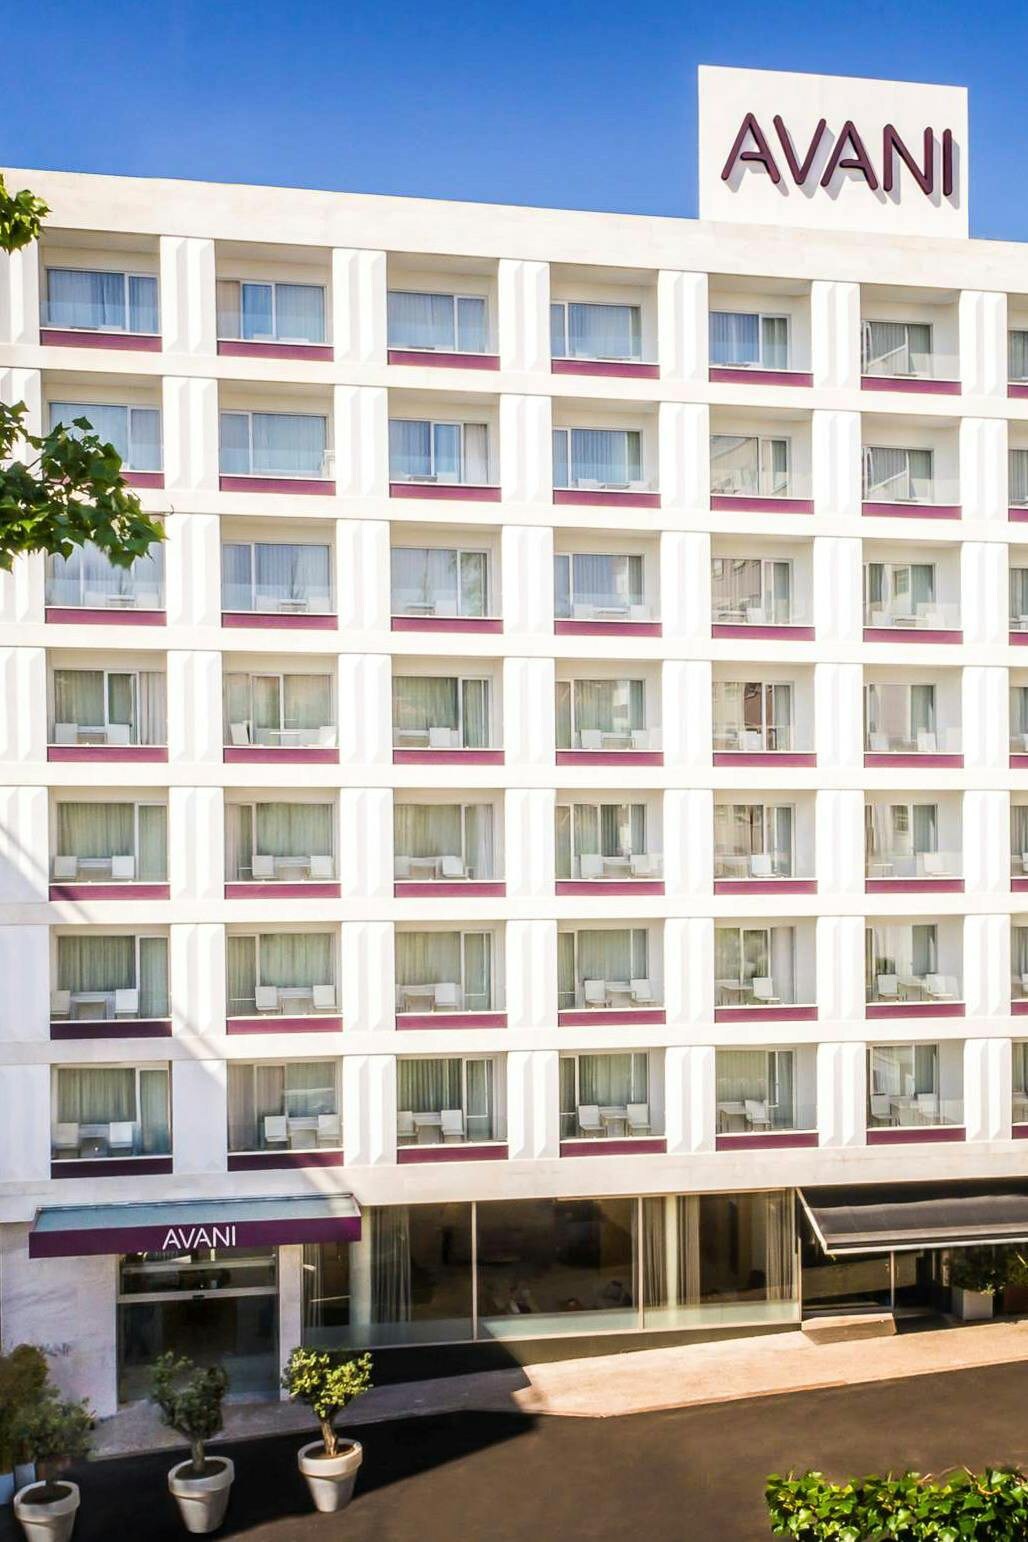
[952,1286,994,1321]
[297,1439,363,1513]
[13,1479,80,1542]
[167,1457,234,1535]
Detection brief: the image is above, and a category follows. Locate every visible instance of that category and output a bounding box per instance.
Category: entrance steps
[802,1311,896,1345]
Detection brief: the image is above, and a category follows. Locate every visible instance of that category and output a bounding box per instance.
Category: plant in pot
[12,1385,93,1542]
[281,1348,372,1513]
[150,1354,232,1535]
[948,1247,1006,1320]
[0,1345,48,1505]
[1000,1249,1028,1315]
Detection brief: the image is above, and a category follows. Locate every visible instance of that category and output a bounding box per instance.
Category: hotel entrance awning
[800,1181,1028,1257]
[29,1194,361,1259]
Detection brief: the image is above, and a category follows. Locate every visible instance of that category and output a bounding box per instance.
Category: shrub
[281,1348,373,1458]
[0,1345,48,1472]
[16,1390,93,1503]
[766,1468,1028,1540]
[948,1247,1010,1295]
[149,1354,229,1477]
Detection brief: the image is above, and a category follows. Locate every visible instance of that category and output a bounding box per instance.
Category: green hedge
[766,1468,1028,1539]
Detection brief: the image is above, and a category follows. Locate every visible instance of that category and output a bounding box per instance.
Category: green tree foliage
[766,1467,1028,1540]
[150,1353,229,1476]
[0,1343,48,1471]
[281,1348,373,1458]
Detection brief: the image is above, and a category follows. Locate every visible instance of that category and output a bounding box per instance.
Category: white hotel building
[4,65,1028,1413]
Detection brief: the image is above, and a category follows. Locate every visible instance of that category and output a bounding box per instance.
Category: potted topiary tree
[281,1348,372,1513]
[12,1384,93,1542]
[0,1346,48,1505]
[149,1354,232,1535]
[948,1247,1005,1320]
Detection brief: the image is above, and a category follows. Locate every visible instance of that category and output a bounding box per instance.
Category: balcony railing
[559,981,661,1012]
[393,854,494,882]
[862,349,959,382]
[395,983,493,1014]
[228,984,339,1018]
[51,1120,170,1160]
[714,850,794,880]
[862,474,960,506]
[866,850,961,881]
[716,1100,816,1135]
[559,853,662,882]
[864,601,960,630]
[866,973,961,1005]
[397,1109,499,1145]
[560,1104,659,1140]
[712,723,795,753]
[867,1096,963,1128]
[865,728,960,755]
[715,979,798,1009]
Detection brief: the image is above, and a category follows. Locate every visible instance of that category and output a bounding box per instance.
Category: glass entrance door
[117,1247,278,1402]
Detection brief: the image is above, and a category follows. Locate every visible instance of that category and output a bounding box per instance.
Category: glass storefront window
[641,1191,797,1330]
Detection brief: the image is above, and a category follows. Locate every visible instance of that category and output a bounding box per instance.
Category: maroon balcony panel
[48,745,168,764]
[555,750,664,767]
[865,1001,966,1019]
[866,1125,966,1144]
[551,358,660,380]
[861,375,960,396]
[1010,507,1028,523]
[121,471,165,490]
[224,882,341,900]
[391,615,503,634]
[557,1007,666,1027]
[398,1142,508,1164]
[388,348,499,370]
[714,1004,818,1024]
[1012,755,1028,770]
[560,1137,667,1157]
[553,488,661,509]
[712,624,815,641]
[221,611,337,631]
[227,1150,344,1171]
[1011,629,1028,643]
[1014,1122,1028,1137]
[226,1015,342,1035]
[390,482,501,502]
[866,878,964,894]
[395,1011,507,1030]
[394,881,506,899]
[45,607,166,627]
[712,751,816,768]
[217,339,333,362]
[863,753,963,769]
[51,1019,172,1041]
[224,746,339,765]
[51,1156,173,1178]
[1013,878,1028,893]
[555,619,663,637]
[555,880,665,896]
[710,494,814,514]
[714,878,817,895]
[1009,384,1028,400]
[1011,999,1028,1016]
[393,748,504,766]
[40,329,161,352]
[862,501,961,520]
[715,1131,819,1151]
[49,882,171,901]
[218,475,336,496]
[864,627,963,645]
[708,366,813,387]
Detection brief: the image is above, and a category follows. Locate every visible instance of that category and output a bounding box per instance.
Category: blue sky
[5,1,1026,239]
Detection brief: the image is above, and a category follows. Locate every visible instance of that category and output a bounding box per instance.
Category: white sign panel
[698,65,968,239]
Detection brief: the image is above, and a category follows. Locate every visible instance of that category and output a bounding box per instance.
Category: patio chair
[309,854,334,880]
[114,988,139,1018]
[916,730,938,753]
[749,853,773,878]
[918,852,945,877]
[579,730,603,751]
[107,723,131,746]
[869,1094,893,1124]
[394,855,412,879]
[626,1103,650,1135]
[924,973,953,1000]
[54,723,78,745]
[741,730,764,752]
[428,726,459,749]
[396,1110,416,1145]
[630,729,650,750]
[52,1122,79,1157]
[876,974,899,1001]
[751,977,780,1005]
[311,984,336,1011]
[583,979,608,1008]
[577,1105,603,1137]
[316,1113,342,1147]
[50,989,71,1018]
[579,853,605,880]
[629,853,654,878]
[440,1109,465,1143]
[52,855,77,881]
[440,855,465,879]
[868,732,889,752]
[434,981,460,1010]
[229,722,251,746]
[108,1122,135,1155]
[263,1115,288,1148]
[315,725,336,747]
[110,854,136,881]
[251,854,275,880]
[744,1099,771,1131]
[630,978,655,1005]
[254,985,279,1013]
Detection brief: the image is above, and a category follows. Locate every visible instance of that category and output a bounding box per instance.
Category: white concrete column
[165,512,221,628]
[657,270,707,383]
[962,790,1010,898]
[679,918,715,1026]
[170,923,226,1039]
[959,290,1006,399]
[812,535,862,644]
[817,1042,866,1148]
[501,524,553,637]
[506,1050,559,1159]
[343,1054,396,1166]
[341,923,394,1033]
[159,236,216,355]
[659,401,708,514]
[331,248,387,365]
[663,789,712,901]
[162,377,219,494]
[0,551,44,625]
[169,787,223,902]
[0,787,48,901]
[0,925,49,1043]
[962,666,1008,770]
[963,1038,1012,1143]
[963,913,1010,1021]
[0,647,46,763]
[810,280,860,389]
[337,519,391,633]
[0,366,41,433]
[504,789,555,900]
[815,790,865,898]
[338,654,392,768]
[665,1045,715,1154]
[959,418,1007,522]
[503,656,555,765]
[0,245,40,345]
[499,394,552,505]
[816,915,866,1023]
[960,540,1007,646]
[334,385,388,497]
[340,788,393,901]
[505,920,557,1031]
[663,659,711,770]
[814,662,864,770]
[172,1058,228,1173]
[660,531,709,647]
[497,259,549,373]
[167,650,222,763]
[812,409,861,516]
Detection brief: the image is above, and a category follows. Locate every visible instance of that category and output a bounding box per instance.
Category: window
[51,668,167,747]
[709,311,789,369]
[1013,568,1028,625]
[865,925,945,1000]
[550,302,642,361]
[863,562,936,625]
[554,553,645,619]
[865,803,943,878]
[396,1058,496,1142]
[1013,687,1028,748]
[53,802,167,883]
[864,683,936,753]
[555,803,649,880]
[225,803,334,882]
[390,547,489,617]
[45,268,158,334]
[393,804,495,881]
[1011,449,1028,506]
[555,679,646,750]
[710,435,789,497]
[557,928,651,1010]
[715,926,796,1005]
[52,1064,170,1158]
[49,402,161,471]
[711,558,792,624]
[1011,331,1028,382]
[391,676,491,749]
[54,934,168,1020]
[712,681,793,752]
[862,447,934,502]
[227,1061,340,1151]
[861,320,933,376]
[216,280,325,343]
[219,412,327,478]
[716,1050,800,1130]
[226,933,336,1017]
[387,291,487,353]
[1010,807,1028,872]
[395,932,493,1013]
[223,673,334,747]
[559,1053,649,1137]
[552,428,642,489]
[713,804,794,878]
[867,1044,942,1124]
[222,542,332,614]
[388,420,488,484]
[45,539,164,610]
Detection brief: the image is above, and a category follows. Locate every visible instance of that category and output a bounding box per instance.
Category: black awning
[800,1180,1028,1256]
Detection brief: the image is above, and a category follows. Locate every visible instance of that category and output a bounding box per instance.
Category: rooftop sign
[698,66,968,239]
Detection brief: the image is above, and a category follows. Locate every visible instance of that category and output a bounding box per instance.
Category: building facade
[4,67,1028,1414]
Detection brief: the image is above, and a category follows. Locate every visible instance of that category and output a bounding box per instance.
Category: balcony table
[412,1111,443,1144]
[599,1106,628,1136]
[717,1101,749,1133]
[399,983,441,1012]
[69,990,115,1019]
[716,980,752,1006]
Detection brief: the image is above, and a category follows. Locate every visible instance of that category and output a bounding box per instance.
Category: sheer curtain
[227,936,258,1014]
[256,803,333,862]
[254,544,331,610]
[716,1050,771,1105]
[677,1196,702,1306]
[567,303,640,360]
[226,805,253,880]
[251,413,326,476]
[575,929,645,987]
[461,680,489,747]
[392,677,459,739]
[1011,332,1028,382]
[710,434,759,495]
[389,419,432,479]
[394,804,462,862]
[138,1068,170,1153]
[572,679,644,740]
[283,675,332,732]
[47,269,125,330]
[462,934,491,1009]
[395,933,462,1000]
[388,292,455,350]
[259,933,334,988]
[709,311,760,365]
[138,937,168,1017]
[569,429,640,485]
[578,1053,647,1106]
[274,284,325,342]
[372,1209,412,1325]
[58,935,134,994]
[219,412,251,474]
[391,548,458,613]
[137,807,167,881]
[53,670,104,732]
[57,1066,135,1124]
[228,1063,285,1150]
[56,803,133,863]
[138,672,167,745]
[461,425,488,484]
[464,806,494,878]
[765,1191,795,1301]
[396,1058,462,1112]
[572,554,643,610]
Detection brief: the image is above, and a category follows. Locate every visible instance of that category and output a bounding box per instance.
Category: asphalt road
[4,1362,1027,1540]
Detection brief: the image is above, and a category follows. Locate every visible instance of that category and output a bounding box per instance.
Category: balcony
[40,261,160,351]
[389,415,499,501]
[557,927,664,1026]
[556,799,663,895]
[218,408,334,494]
[550,294,657,380]
[226,932,341,1033]
[45,540,165,626]
[715,1048,817,1151]
[861,444,960,519]
[552,422,658,508]
[227,1060,342,1170]
[709,428,812,514]
[396,1055,506,1162]
[559,1051,665,1156]
[390,543,500,633]
[48,666,168,763]
[863,558,961,643]
[392,673,501,764]
[395,931,504,1028]
[394,803,503,897]
[865,923,964,1018]
[1012,683,1028,766]
[216,274,331,361]
[50,800,169,900]
[225,802,339,898]
[714,924,816,1023]
[712,678,813,767]
[708,296,812,387]
[1013,1043,1028,1123]
[555,676,661,765]
[50,934,170,1040]
[860,314,959,395]
[710,553,812,639]
[713,800,815,895]
[221,539,335,629]
[50,1064,171,1177]
[223,670,338,763]
[865,801,963,893]
[387,283,498,370]
[554,550,659,636]
[867,1044,964,1144]
[48,398,163,489]
[1009,326,1028,401]
[864,680,961,767]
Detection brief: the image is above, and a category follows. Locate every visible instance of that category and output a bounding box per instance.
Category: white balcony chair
[230,722,251,746]
[918,852,945,877]
[110,855,136,881]
[107,723,131,746]
[579,729,603,751]
[626,1103,650,1135]
[108,1121,135,1155]
[630,978,654,1005]
[440,1109,465,1144]
[916,1093,940,1121]
[1021,972,1028,996]
[254,985,279,1013]
[397,1111,416,1145]
[394,855,412,879]
[751,977,780,1005]
[749,853,773,878]
[434,981,460,1010]
[1021,852,1028,874]
[312,984,336,1012]
[317,1113,342,1147]
[309,854,333,880]
[744,1099,771,1131]
[251,855,275,880]
[114,988,139,1018]
[263,1115,288,1148]
[50,989,71,1018]
[54,723,78,745]
[876,974,899,1001]
[630,729,650,750]
[870,1093,893,1124]
[629,854,654,878]
[52,1122,79,1156]
[869,732,889,752]
[916,730,938,753]
[577,1104,603,1137]
[925,973,954,1000]
[579,853,605,880]
[440,855,464,879]
[315,724,336,747]
[428,726,459,749]
[897,1101,920,1126]
[583,979,608,1008]
[52,856,78,881]
[741,730,764,751]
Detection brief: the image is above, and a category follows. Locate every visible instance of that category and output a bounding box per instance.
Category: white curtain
[251,412,326,476]
[1012,450,1028,505]
[396,1058,462,1113]
[395,932,462,996]
[561,929,647,1002]
[570,554,643,610]
[391,548,459,613]
[56,803,133,861]
[372,1209,412,1325]
[58,1066,135,1123]
[138,672,166,745]
[260,934,334,988]
[388,292,455,350]
[389,419,431,478]
[47,268,124,329]
[58,935,135,994]
[231,543,331,610]
[578,1052,647,1105]
[138,937,169,1016]
[677,1196,702,1306]
[710,434,759,494]
[765,1192,795,1302]
[566,428,641,485]
[274,284,325,342]
[392,676,459,738]
[709,311,760,365]
[219,412,251,473]
[462,424,488,484]
[566,303,640,360]
[256,803,333,861]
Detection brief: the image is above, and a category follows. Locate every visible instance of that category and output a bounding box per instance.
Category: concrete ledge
[801,1312,896,1345]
